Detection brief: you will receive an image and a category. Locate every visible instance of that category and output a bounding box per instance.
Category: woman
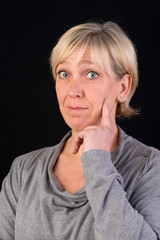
[0,21,160,239]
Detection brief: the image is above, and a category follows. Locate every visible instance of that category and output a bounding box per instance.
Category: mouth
[67,106,88,112]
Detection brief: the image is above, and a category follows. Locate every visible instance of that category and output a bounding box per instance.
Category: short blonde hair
[50,21,139,117]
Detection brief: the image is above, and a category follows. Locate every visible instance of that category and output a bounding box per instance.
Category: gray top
[0,127,160,239]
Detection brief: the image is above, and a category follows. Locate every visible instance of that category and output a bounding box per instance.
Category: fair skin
[53,47,132,194]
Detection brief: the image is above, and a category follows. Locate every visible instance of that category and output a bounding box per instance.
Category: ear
[117,74,132,102]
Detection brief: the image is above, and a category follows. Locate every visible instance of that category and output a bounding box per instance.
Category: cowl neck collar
[48,127,126,208]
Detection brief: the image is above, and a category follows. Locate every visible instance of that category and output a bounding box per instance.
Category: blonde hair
[50,21,139,117]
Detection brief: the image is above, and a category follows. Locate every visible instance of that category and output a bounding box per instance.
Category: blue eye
[58,71,68,79]
[87,71,98,79]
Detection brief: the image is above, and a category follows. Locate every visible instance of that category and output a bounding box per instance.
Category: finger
[101,99,112,128]
[72,136,83,154]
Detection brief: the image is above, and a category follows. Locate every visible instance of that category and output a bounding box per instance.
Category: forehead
[56,46,113,77]
[57,47,95,67]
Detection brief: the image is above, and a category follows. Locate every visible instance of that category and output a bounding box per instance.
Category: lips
[67,106,88,111]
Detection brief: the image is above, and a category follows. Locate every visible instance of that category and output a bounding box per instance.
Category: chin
[69,124,87,132]
[67,120,100,132]
[66,120,88,132]
[64,115,101,132]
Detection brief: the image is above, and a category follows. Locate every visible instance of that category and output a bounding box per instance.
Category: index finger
[101,99,113,128]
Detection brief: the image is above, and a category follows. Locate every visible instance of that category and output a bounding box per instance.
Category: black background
[0,0,159,186]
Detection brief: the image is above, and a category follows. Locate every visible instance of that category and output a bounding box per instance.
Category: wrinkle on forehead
[57,46,113,77]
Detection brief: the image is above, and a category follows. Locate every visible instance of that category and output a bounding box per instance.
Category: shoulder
[121,128,160,169]
[8,145,58,184]
[115,128,160,197]
[15,145,57,168]
[12,131,72,173]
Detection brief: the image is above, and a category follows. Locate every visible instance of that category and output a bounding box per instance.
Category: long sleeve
[81,149,160,240]
[0,158,21,239]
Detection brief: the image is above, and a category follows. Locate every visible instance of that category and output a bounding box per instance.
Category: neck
[65,131,83,158]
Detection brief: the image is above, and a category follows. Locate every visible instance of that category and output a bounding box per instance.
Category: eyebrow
[58,59,95,67]
[78,60,95,65]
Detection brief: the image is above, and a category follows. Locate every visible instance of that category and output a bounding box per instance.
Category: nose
[69,81,84,98]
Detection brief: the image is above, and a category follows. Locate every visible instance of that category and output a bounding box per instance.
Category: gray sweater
[0,127,160,239]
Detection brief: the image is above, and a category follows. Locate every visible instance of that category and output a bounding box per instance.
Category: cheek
[55,83,64,104]
[88,90,105,115]
[89,85,116,116]
[91,88,107,105]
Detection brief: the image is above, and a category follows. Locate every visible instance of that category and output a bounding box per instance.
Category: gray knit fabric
[0,128,160,239]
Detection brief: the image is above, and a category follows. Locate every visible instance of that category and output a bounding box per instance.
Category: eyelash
[86,71,98,79]
[56,70,99,79]
[57,70,68,79]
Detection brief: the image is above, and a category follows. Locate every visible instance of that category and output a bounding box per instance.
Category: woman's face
[55,48,123,132]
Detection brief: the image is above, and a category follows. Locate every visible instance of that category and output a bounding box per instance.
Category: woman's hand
[72,99,115,154]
